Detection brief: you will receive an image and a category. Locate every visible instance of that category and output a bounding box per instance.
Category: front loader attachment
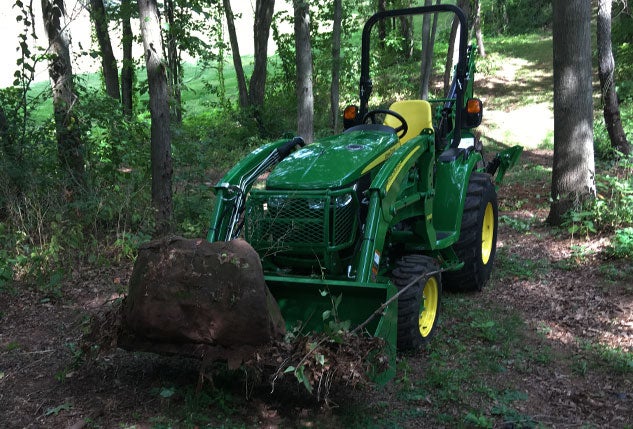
[264,275,398,384]
[487,145,523,186]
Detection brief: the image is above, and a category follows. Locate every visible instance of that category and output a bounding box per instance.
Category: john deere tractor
[207,5,521,373]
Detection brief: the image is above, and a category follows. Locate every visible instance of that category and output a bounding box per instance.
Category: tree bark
[293,0,313,144]
[472,0,486,58]
[138,0,173,235]
[89,0,120,100]
[420,0,439,99]
[548,0,595,225]
[444,0,469,96]
[597,0,631,156]
[223,0,249,109]
[378,0,387,45]
[41,0,84,187]
[400,16,413,58]
[121,0,134,116]
[330,0,342,131]
[249,0,275,108]
[164,0,182,124]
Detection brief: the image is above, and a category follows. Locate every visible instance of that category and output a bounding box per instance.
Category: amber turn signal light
[343,105,358,120]
[466,98,482,114]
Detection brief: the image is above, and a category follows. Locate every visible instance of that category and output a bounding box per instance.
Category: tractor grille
[245,189,358,256]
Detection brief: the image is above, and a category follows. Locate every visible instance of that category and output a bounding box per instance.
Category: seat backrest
[383,100,433,144]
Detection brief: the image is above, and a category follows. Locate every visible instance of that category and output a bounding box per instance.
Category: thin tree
[89,0,120,100]
[330,0,342,131]
[548,0,595,225]
[472,0,486,58]
[41,0,84,187]
[120,0,134,116]
[293,0,313,144]
[249,0,275,108]
[223,0,249,109]
[138,0,173,235]
[597,0,631,156]
[443,0,469,95]
[164,0,183,123]
[420,0,440,99]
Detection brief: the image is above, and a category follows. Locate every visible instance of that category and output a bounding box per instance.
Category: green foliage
[269,0,362,132]
[579,341,633,375]
[481,0,551,35]
[606,227,633,259]
[499,215,534,232]
[562,160,633,239]
[494,248,550,280]
[613,9,633,102]
[44,402,72,416]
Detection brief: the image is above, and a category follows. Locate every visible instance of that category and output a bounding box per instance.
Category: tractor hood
[266,129,399,190]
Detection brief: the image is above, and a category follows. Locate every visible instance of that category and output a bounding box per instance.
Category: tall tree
[223,0,249,109]
[597,0,631,156]
[330,0,342,131]
[41,0,84,187]
[293,0,313,144]
[444,0,469,95]
[249,0,275,108]
[120,0,134,116]
[138,0,173,235]
[472,0,486,58]
[548,0,595,225]
[89,0,120,100]
[420,0,440,99]
[164,0,182,123]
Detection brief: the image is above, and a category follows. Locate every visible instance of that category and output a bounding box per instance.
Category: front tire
[391,255,441,350]
[444,172,498,292]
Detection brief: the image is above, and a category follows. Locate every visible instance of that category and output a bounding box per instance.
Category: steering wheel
[362,109,408,139]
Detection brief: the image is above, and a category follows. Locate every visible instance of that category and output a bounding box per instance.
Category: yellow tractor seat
[383,100,433,144]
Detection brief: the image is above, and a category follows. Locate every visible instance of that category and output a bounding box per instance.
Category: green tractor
[207,5,521,379]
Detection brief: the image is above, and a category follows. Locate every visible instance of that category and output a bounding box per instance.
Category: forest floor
[2,38,633,429]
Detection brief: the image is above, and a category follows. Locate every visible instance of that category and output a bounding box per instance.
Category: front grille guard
[245,188,359,262]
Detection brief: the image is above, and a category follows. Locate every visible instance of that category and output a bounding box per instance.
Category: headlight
[334,193,353,208]
[267,196,286,208]
[307,199,325,210]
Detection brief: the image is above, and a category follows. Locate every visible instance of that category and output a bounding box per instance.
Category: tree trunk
[330,0,342,131]
[597,0,631,156]
[121,0,134,117]
[444,0,468,96]
[472,0,486,58]
[89,0,120,100]
[138,0,173,235]
[548,0,595,225]
[293,0,313,144]
[223,0,249,109]
[400,16,413,58]
[249,0,275,108]
[420,0,439,99]
[378,0,387,45]
[41,0,84,187]
[164,0,182,124]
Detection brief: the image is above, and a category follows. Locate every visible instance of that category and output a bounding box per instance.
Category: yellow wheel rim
[481,202,494,264]
[418,277,439,338]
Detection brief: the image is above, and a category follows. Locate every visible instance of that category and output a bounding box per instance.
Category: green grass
[494,248,551,280]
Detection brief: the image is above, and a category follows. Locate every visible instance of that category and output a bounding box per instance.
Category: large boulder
[120,237,285,364]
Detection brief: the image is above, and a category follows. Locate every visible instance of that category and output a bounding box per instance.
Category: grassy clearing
[335,292,550,428]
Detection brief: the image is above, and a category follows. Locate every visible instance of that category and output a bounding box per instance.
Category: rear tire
[392,255,441,350]
[444,172,498,292]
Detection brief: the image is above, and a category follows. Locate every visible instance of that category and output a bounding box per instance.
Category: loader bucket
[265,275,398,384]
